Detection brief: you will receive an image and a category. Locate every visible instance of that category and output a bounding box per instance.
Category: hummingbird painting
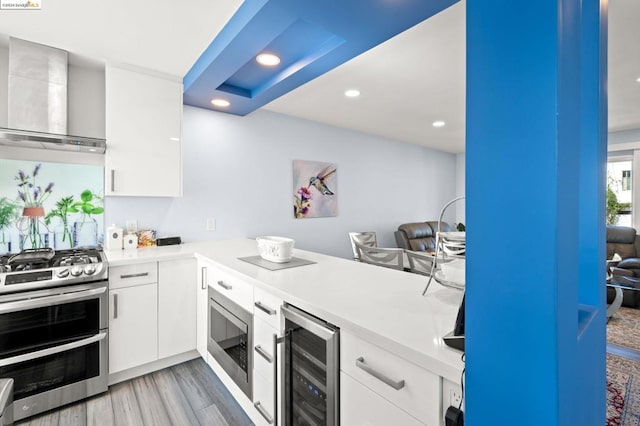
[309,165,336,195]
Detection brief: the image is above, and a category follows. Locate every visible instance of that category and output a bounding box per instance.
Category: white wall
[455,153,465,225]
[105,106,458,259]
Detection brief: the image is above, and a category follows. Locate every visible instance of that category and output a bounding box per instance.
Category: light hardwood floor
[16,358,254,426]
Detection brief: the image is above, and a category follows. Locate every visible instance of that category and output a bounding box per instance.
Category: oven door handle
[0,286,107,314]
[0,332,107,368]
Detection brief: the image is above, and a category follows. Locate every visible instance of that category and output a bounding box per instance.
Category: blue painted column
[465,1,607,425]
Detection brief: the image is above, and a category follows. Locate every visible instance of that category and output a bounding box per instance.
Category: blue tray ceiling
[184,0,459,116]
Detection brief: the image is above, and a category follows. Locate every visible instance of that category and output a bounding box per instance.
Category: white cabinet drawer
[208,267,253,310]
[253,286,282,329]
[109,262,158,289]
[341,372,425,426]
[253,318,277,382]
[253,372,276,425]
[341,330,440,426]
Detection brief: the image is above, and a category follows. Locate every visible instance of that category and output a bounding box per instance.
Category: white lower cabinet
[109,282,158,374]
[253,372,276,426]
[109,259,197,376]
[158,258,196,358]
[340,330,440,426]
[252,288,283,426]
[341,372,425,426]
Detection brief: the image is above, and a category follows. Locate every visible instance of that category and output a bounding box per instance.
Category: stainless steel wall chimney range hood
[0,38,106,154]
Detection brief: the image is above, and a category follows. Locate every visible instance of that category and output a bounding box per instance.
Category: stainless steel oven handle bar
[0,332,107,367]
[0,286,107,314]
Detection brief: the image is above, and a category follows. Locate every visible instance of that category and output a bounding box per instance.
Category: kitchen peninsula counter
[105,239,465,384]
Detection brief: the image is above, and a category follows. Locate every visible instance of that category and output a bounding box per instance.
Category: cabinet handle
[254,301,276,315]
[254,345,273,363]
[253,401,274,425]
[355,357,405,390]
[274,333,284,426]
[120,272,149,279]
[201,267,207,290]
[217,280,232,290]
[113,294,118,319]
[111,169,115,192]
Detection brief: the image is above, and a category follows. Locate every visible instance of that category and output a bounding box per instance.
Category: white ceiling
[0,0,637,154]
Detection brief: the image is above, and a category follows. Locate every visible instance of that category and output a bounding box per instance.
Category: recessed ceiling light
[211,98,230,108]
[344,89,360,98]
[256,53,281,67]
[432,120,446,128]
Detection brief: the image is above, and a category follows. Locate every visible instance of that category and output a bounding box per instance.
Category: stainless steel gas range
[0,248,109,422]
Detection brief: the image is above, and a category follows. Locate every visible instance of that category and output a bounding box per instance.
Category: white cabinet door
[341,372,425,426]
[158,258,197,359]
[196,258,214,358]
[105,65,182,197]
[109,283,158,374]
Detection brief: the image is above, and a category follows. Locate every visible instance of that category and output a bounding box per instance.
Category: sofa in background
[394,221,453,253]
[607,225,640,308]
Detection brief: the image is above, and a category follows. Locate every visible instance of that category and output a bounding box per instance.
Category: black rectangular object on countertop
[156,237,182,246]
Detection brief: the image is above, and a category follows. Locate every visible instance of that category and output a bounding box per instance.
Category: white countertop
[105,239,465,382]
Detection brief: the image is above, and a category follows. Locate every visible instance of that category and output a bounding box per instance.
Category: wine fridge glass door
[282,305,338,426]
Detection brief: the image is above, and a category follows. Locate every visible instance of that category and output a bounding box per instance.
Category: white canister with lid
[124,233,138,250]
[105,224,123,251]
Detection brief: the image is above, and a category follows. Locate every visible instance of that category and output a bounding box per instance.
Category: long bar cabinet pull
[201,267,207,290]
[110,169,115,192]
[217,280,232,290]
[355,356,405,390]
[120,272,149,279]
[253,401,274,425]
[113,294,118,319]
[254,345,273,363]
[254,301,276,315]
[274,334,285,426]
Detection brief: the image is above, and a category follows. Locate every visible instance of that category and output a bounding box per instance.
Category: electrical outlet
[450,388,463,407]
[206,218,216,231]
[442,378,464,416]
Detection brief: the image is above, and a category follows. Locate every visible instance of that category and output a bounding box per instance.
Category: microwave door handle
[210,300,247,332]
[0,287,107,314]
[0,332,107,368]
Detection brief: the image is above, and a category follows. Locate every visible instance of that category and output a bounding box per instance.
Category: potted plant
[45,196,77,250]
[72,190,104,248]
[0,197,19,254]
[14,164,54,250]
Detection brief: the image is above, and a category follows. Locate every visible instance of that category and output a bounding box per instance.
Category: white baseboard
[108,350,200,385]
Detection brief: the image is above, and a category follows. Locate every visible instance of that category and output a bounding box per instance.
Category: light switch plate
[206,218,216,231]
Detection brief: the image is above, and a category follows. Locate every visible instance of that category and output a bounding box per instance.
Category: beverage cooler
[281,304,339,426]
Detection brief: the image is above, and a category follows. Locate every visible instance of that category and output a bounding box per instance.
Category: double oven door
[0,281,108,421]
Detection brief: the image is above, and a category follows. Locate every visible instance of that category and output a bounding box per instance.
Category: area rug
[608,353,640,425]
[608,307,640,353]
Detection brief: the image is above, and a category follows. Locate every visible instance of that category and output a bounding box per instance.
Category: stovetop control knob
[70,265,84,277]
[57,268,70,278]
[84,264,96,275]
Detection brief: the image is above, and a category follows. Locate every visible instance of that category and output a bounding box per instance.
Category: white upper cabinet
[105,65,183,197]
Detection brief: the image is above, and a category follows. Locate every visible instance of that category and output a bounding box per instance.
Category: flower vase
[18,207,48,250]
[73,217,98,248]
[54,225,73,250]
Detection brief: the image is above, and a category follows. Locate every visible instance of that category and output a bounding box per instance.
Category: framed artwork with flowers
[293,159,337,219]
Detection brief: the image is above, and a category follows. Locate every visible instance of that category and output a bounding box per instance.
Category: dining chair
[354,241,404,270]
[406,250,436,276]
[348,232,378,261]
